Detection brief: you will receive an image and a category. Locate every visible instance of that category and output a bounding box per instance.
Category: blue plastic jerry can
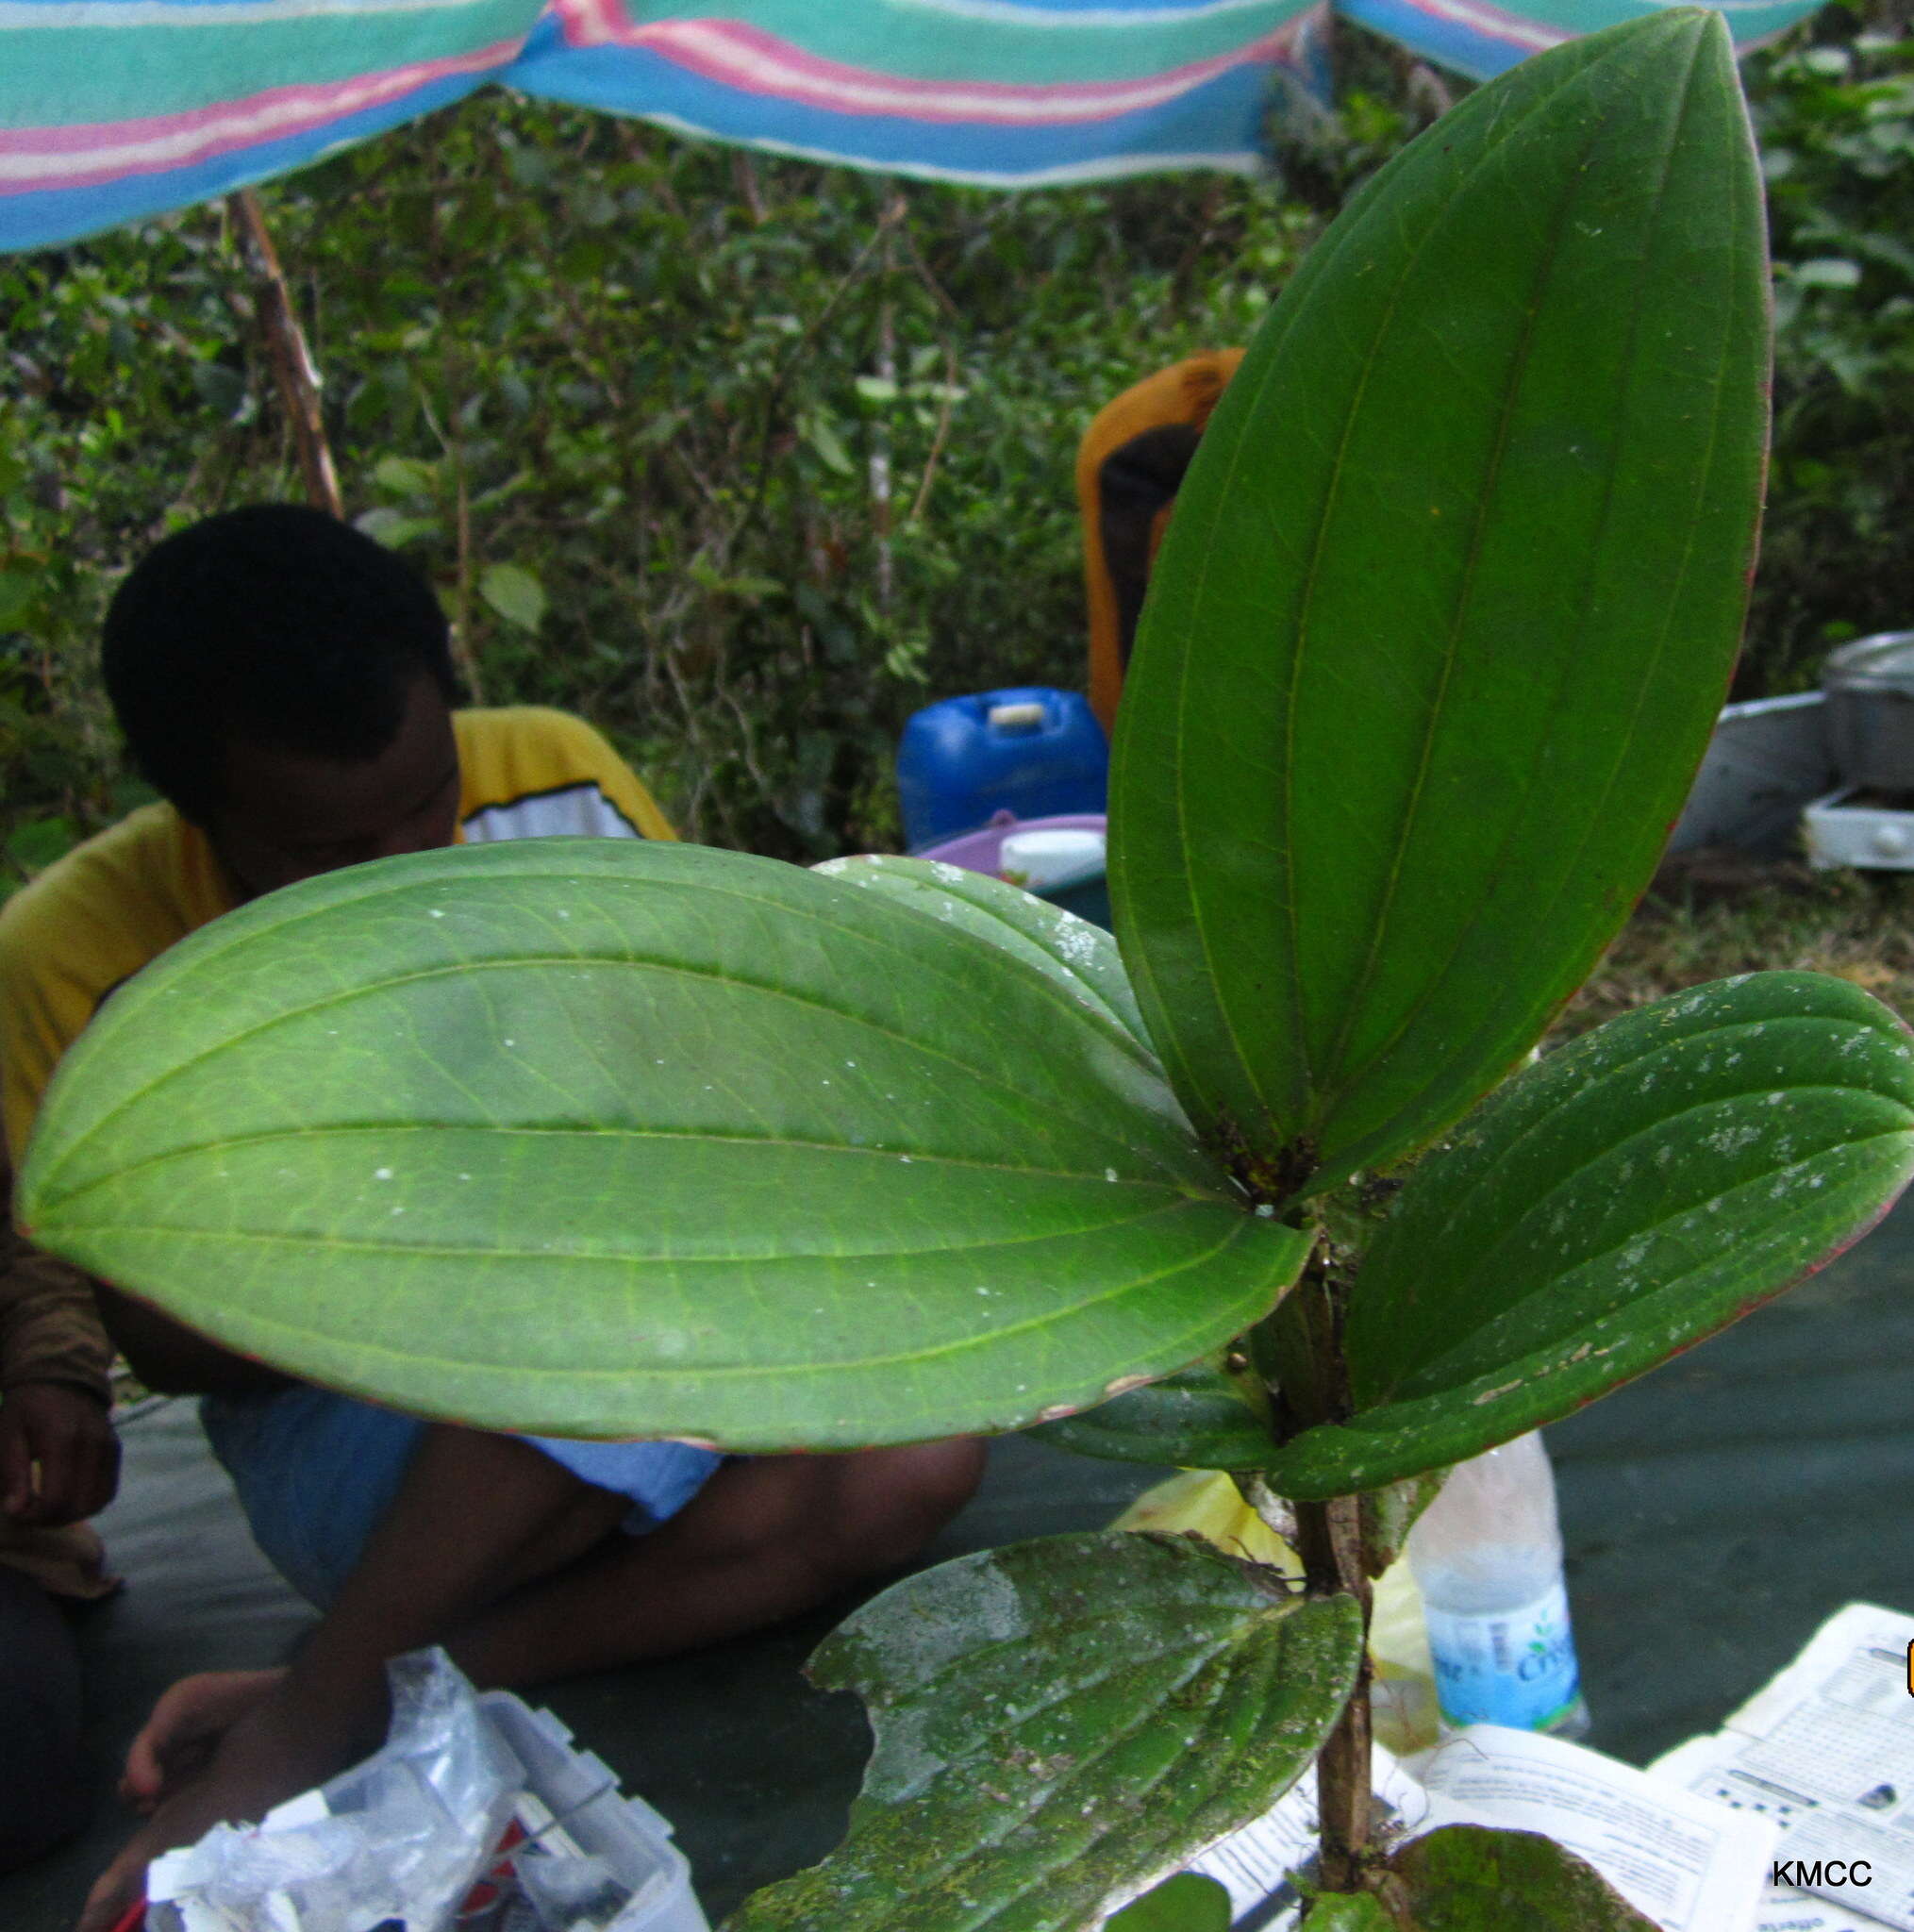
[897,688,1108,850]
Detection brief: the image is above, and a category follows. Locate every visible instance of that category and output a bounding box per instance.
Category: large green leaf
[1109,10,1771,1197]
[20,841,1311,1449]
[1025,1359,1274,1470]
[1265,973,1914,1498]
[1374,1826,1657,1930]
[724,1532,1363,1932]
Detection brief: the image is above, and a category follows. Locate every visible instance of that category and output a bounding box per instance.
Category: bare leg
[450,1438,989,1685]
[81,1426,983,1929]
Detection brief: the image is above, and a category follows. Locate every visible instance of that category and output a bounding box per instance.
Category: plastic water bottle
[1406,1431,1590,1738]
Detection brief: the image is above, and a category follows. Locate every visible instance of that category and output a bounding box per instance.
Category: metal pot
[1822,631,1914,790]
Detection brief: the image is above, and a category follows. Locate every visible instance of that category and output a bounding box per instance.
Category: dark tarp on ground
[6,1191,1911,1928]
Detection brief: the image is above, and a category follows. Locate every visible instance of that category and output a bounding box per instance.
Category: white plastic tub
[478,1691,710,1932]
[1802,788,1914,871]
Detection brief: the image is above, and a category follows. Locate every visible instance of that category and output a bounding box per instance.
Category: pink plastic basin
[909,810,1107,874]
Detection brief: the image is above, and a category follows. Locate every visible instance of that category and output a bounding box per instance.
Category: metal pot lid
[1823,630,1914,695]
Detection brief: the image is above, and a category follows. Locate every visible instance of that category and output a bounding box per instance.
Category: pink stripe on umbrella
[552,5,1302,125]
[0,39,521,191]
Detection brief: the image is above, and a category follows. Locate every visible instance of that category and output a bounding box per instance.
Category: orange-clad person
[1076,348,1245,734]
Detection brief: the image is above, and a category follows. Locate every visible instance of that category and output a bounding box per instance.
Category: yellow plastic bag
[1112,1470,1439,1756]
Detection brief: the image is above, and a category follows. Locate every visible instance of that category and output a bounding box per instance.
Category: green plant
[22,13,1914,1925]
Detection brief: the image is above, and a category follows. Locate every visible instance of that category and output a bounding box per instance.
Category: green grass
[1556,854,1914,1041]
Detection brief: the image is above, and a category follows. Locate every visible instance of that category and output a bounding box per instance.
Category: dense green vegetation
[2,10,1909,871]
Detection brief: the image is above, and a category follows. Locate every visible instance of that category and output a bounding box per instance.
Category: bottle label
[1423,1580,1582,1731]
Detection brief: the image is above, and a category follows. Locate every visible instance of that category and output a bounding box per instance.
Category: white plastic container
[997,825,1107,892]
[479,1692,710,1932]
[1803,787,1914,871]
[1406,1432,1589,1739]
[143,1676,708,1932]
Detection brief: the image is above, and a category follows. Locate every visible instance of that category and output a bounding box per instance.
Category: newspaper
[1186,1725,1774,1931]
[1651,1602,1914,1932]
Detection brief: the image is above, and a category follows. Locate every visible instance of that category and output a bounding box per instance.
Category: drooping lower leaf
[1104,1874,1232,1932]
[1303,1898,1395,1931]
[1109,10,1770,1196]
[1266,973,1914,1497]
[724,1532,1363,1932]
[1375,1825,1657,1930]
[20,840,1310,1449]
[1026,1359,1274,1470]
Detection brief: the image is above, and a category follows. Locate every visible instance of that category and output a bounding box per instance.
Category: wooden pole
[226,189,343,519]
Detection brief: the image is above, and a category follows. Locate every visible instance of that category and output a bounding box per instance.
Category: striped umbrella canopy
[1339,0,1823,89]
[6,0,1822,254]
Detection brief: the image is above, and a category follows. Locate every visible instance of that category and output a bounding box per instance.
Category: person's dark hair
[102,504,459,824]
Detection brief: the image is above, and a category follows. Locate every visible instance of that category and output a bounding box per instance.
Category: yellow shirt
[0,707,673,1161]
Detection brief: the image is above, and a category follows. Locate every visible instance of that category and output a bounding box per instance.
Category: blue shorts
[201,1387,724,1610]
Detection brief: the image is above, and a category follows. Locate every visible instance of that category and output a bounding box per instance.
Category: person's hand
[0,1379,119,1526]
[119,1668,289,1815]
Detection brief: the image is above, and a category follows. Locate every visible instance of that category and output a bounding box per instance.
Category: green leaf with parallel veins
[724,1532,1362,1932]
[1105,1874,1232,1932]
[1109,11,1770,1197]
[1376,1826,1657,1930]
[1265,973,1914,1498]
[21,840,1311,1449]
[1026,1359,1274,1470]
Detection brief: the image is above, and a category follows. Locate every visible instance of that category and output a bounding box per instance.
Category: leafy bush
[0,115,1319,867]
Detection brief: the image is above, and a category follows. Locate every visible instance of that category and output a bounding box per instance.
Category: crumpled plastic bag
[145,1647,522,1932]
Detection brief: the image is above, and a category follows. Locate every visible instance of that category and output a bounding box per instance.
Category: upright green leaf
[1110,11,1771,1196]
[21,841,1311,1449]
[1266,973,1914,1498]
[724,1533,1363,1932]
